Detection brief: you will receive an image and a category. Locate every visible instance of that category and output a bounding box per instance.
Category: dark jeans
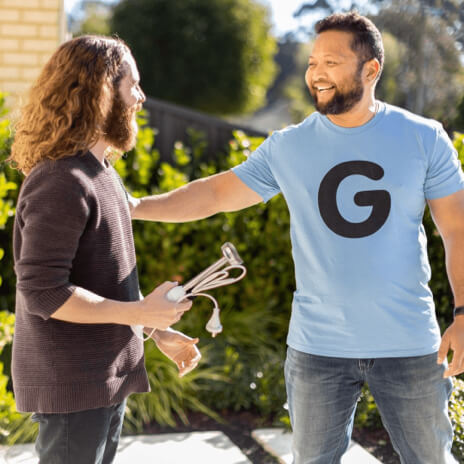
[285,348,456,464]
[31,400,126,464]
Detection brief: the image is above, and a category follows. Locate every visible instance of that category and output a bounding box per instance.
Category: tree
[280,40,315,123]
[374,31,407,107]
[68,1,112,36]
[373,1,463,122]
[111,0,277,115]
[294,0,464,50]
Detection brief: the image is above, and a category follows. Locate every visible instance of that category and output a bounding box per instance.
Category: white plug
[205,306,222,337]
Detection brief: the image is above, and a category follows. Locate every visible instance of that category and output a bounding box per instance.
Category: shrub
[0,311,37,445]
[0,94,36,445]
[114,116,292,426]
[450,378,464,462]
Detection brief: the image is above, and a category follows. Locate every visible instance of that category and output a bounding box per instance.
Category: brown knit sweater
[12,151,150,413]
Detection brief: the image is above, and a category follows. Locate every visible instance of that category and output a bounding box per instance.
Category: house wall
[0,0,66,107]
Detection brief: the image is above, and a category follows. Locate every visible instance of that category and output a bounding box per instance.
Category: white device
[131,242,246,340]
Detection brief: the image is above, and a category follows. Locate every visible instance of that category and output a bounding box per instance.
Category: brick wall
[0,0,66,107]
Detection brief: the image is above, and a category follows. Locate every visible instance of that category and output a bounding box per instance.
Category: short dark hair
[315,12,384,80]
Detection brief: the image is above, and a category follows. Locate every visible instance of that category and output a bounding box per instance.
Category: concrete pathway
[0,428,382,463]
[0,432,251,464]
[253,428,382,464]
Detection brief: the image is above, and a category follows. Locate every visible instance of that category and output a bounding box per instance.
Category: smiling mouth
[314,86,335,93]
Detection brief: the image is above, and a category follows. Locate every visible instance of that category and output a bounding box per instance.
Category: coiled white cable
[131,264,246,341]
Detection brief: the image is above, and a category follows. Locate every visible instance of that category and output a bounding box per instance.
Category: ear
[364,58,381,83]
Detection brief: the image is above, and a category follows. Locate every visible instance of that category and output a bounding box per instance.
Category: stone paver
[0,428,383,463]
[0,431,251,464]
[252,428,382,464]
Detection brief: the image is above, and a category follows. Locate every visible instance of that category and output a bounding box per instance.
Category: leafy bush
[450,378,464,463]
[114,116,292,427]
[0,311,37,445]
[124,344,226,433]
[0,94,36,445]
[0,92,21,315]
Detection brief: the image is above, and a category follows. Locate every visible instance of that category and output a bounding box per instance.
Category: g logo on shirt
[318,161,391,238]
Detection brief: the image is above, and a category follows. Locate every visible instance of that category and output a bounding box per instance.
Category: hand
[437,315,464,377]
[154,329,201,377]
[136,282,192,330]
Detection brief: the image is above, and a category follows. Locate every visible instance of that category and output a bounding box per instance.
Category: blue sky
[63,0,327,38]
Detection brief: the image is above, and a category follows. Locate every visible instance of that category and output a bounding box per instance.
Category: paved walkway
[253,428,382,464]
[0,429,382,463]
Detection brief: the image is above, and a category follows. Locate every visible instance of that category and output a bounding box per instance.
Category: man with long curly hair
[9,36,200,463]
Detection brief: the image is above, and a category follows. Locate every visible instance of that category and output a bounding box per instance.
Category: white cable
[131,264,245,341]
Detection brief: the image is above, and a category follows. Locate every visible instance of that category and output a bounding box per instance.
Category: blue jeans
[31,400,126,464]
[284,347,456,464]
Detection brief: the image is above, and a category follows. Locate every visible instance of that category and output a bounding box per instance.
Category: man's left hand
[153,329,201,377]
[437,316,464,377]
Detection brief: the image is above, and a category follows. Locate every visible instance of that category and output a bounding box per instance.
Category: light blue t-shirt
[232,102,464,358]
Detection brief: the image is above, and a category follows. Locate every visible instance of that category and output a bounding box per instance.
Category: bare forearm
[444,235,464,307]
[130,171,262,222]
[131,177,219,222]
[51,286,137,325]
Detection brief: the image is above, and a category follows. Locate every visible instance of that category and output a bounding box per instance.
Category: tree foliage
[456,95,464,132]
[68,0,112,36]
[110,0,278,115]
[295,0,464,49]
[281,40,315,123]
[373,1,463,123]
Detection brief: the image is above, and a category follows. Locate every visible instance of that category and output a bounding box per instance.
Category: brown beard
[102,91,138,152]
[310,62,364,115]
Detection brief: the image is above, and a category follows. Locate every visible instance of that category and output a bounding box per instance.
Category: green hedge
[114,121,291,430]
[0,93,463,460]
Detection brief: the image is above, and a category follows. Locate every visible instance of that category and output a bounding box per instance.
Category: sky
[63,0,332,38]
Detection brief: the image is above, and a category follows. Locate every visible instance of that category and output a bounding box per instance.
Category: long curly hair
[9,35,130,174]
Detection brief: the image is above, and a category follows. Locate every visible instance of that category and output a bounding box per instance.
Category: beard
[310,66,364,115]
[103,91,139,152]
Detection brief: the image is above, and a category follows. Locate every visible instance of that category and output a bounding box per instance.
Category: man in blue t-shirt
[129,12,464,463]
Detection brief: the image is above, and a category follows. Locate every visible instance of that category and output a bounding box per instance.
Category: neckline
[80,150,113,174]
[319,101,386,134]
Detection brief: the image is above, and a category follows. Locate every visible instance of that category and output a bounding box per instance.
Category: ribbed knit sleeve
[14,169,90,320]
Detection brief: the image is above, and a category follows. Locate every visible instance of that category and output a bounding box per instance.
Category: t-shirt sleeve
[424,125,464,200]
[14,171,90,320]
[231,134,281,203]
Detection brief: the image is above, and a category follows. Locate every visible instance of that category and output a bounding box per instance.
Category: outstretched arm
[129,170,262,222]
[428,189,464,377]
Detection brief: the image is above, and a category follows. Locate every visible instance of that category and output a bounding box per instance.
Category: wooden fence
[143,97,267,161]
